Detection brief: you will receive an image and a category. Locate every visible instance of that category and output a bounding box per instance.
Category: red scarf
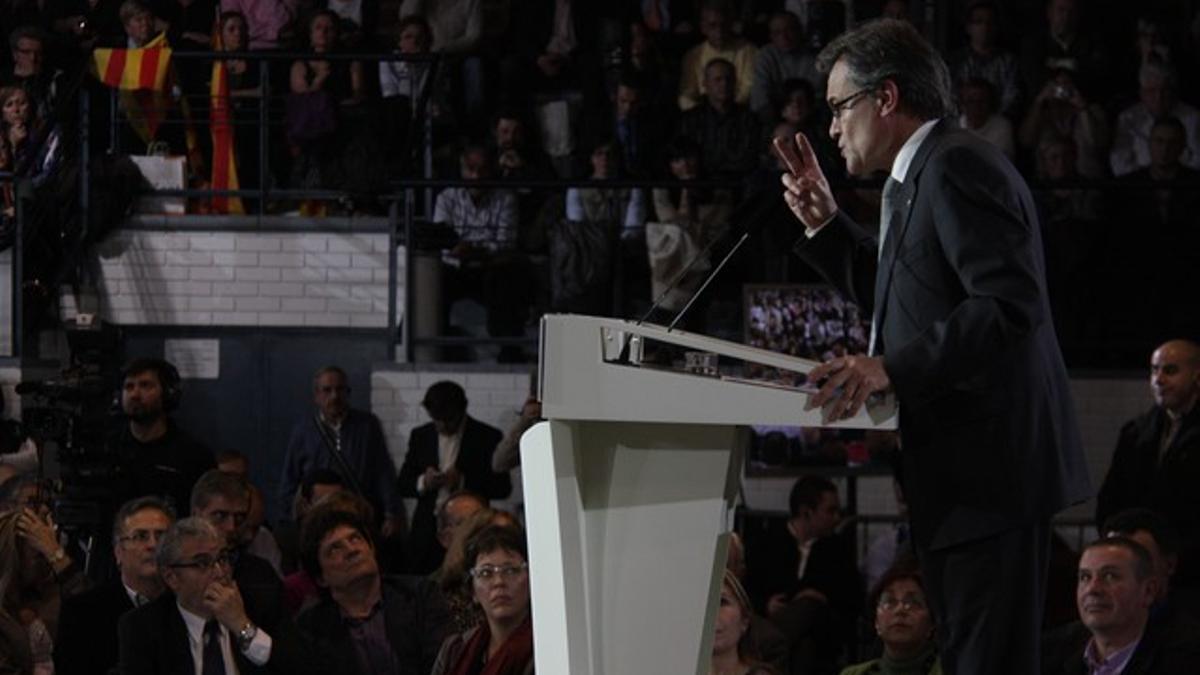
[448,615,534,675]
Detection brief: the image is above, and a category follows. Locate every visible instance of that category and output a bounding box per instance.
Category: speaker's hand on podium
[805,355,890,423]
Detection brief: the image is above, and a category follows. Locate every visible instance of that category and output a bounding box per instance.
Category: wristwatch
[235,623,258,652]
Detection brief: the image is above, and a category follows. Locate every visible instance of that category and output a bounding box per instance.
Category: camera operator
[112,358,214,518]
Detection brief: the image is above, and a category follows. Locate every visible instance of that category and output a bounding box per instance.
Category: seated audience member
[277,468,345,574]
[1,85,62,188]
[1108,118,1200,342]
[585,72,663,180]
[750,11,818,121]
[54,496,175,675]
[298,507,450,675]
[1,27,64,121]
[398,0,485,125]
[840,566,941,675]
[0,477,88,672]
[712,569,779,675]
[1105,508,1200,626]
[678,0,757,112]
[558,137,647,313]
[679,57,760,179]
[220,0,295,50]
[725,532,789,672]
[948,1,1020,116]
[242,484,283,577]
[282,488,373,614]
[1032,132,1102,359]
[620,20,673,117]
[429,523,533,675]
[1110,63,1200,176]
[431,505,516,633]
[771,78,840,177]
[191,470,287,632]
[398,381,509,574]
[488,107,554,201]
[1017,65,1109,178]
[1042,537,1200,674]
[1097,340,1200,599]
[646,136,733,316]
[112,357,215,518]
[756,476,861,673]
[0,511,36,674]
[117,517,310,675]
[1018,0,1108,102]
[379,15,448,171]
[277,365,403,538]
[958,77,1014,159]
[431,145,529,357]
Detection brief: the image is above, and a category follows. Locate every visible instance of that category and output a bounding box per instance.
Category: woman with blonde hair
[710,569,777,675]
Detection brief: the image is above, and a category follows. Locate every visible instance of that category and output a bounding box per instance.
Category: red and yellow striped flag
[92,33,172,91]
[209,54,244,214]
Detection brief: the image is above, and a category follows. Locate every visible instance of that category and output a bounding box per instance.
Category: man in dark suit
[778,18,1090,674]
[1096,339,1200,600]
[191,469,287,633]
[296,507,450,675]
[1042,537,1200,674]
[55,496,175,675]
[117,517,310,675]
[398,381,509,574]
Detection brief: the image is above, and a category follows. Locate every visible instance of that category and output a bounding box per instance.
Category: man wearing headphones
[114,357,215,518]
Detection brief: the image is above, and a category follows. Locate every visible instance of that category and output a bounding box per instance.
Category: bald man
[1097,339,1200,597]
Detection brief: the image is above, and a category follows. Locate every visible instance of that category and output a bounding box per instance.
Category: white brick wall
[371,368,535,515]
[91,231,404,328]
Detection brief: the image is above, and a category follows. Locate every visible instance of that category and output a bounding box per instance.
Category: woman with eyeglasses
[430,523,533,675]
[839,566,942,675]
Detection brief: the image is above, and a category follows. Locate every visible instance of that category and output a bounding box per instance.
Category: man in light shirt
[398,381,508,574]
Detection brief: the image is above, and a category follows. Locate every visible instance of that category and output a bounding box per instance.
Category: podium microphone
[636,185,783,329]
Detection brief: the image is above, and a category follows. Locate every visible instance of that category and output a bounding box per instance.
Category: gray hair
[816,18,954,121]
[312,365,348,390]
[112,495,176,546]
[156,517,222,569]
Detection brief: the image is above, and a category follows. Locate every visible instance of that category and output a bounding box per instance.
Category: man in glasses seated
[55,496,175,675]
[117,517,312,674]
[297,505,451,675]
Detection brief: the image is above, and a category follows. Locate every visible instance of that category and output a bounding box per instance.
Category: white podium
[520,315,897,675]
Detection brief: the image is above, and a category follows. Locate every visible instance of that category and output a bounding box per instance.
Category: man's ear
[877,79,901,117]
[161,568,179,593]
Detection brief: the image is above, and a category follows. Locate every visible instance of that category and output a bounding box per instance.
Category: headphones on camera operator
[119,357,183,413]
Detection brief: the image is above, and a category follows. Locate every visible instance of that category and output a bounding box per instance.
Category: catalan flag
[92,33,172,91]
[209,45,244,214]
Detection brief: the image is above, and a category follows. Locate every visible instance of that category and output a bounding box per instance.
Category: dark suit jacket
[1096,406,1200,589]
[117,591,311,675]
[398,416,509,572]
[296,575,451,675]
[1041,610,1200,675]
[795,119,1091,551]
[55,581,134,675]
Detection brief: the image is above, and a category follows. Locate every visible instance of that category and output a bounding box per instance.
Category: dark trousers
[917,519,1051,675]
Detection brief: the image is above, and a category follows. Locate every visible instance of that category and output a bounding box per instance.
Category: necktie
[202,620,226,675]
[869,176,903,355]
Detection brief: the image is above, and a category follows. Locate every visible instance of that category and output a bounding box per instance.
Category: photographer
[1018,64,1109,178]
[112,358,214,518]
